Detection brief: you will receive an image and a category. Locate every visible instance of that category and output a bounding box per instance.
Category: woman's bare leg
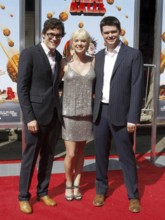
[73,141,86,199]
[64,140,76,200]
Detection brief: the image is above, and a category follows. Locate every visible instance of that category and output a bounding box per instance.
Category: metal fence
[133,64,159,163]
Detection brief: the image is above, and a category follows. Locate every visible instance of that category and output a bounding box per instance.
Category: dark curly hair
[42,18,65,37]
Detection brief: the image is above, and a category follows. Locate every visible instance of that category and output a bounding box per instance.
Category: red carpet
[0,155,165,220]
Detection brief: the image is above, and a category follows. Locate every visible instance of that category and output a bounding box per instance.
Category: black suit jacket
[93,43,144,126]
[17,43,62,125]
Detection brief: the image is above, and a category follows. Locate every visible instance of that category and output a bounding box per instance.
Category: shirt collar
[105,40,122,55]
[41,42,55,56]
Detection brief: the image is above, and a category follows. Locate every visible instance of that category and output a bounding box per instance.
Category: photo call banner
[41,0,137,55]
[0,0,21,124]
[158,0,165,117]
[0,0,138,125]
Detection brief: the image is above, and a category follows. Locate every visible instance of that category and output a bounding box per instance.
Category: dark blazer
[93,43,144,126]
[17,43,62,125]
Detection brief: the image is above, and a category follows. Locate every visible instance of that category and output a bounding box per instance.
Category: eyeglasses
[46,33,63,40]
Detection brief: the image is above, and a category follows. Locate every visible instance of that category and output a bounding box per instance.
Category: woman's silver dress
[62,64,95,141]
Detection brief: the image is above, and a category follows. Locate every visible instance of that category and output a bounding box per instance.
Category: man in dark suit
[17,18,65,214]
[93,16,144,213]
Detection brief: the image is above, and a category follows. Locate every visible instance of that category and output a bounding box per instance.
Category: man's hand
[127,122,136,133]
[27,120,39,133]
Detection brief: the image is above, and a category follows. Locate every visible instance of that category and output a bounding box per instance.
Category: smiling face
[101,25,120,51]
[70,29,90,55]
[42,28,63,52]
[71,37,89,54]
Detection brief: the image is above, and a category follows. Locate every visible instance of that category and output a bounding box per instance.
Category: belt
[101,102,109,105]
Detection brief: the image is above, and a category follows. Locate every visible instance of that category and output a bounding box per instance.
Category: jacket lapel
[97,49,105,84]
[37,44,51,70]
[53,51,61,82]
[37,43,59,82]
[111,43,127,79]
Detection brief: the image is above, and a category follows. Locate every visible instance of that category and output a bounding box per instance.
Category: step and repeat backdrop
[1,0,164,126]
[40,0,137,54]
[0,0,21,124]
[159,0,165,117]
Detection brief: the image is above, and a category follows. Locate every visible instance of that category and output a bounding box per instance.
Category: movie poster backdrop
[158,0,165,117]
[41,0,137,55]
[0,0,21,124]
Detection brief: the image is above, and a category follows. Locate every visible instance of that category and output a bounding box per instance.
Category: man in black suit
[93,16,144,213]
[17,18,65,214]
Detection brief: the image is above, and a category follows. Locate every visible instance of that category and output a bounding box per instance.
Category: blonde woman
[60,28,95,201]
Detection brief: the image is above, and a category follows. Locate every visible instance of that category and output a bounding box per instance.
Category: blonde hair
[70,28,91,44]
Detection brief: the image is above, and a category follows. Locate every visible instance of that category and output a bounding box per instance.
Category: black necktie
[48,51,56,79]
[48,50,55,57]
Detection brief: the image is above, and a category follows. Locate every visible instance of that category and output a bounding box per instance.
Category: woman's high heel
[65,185,74,201]
[73,185,82,200]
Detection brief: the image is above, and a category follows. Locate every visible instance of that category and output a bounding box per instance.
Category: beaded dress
[62,63,95,141]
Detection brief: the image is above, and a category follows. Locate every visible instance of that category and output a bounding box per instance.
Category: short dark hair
[100,16,121,33]
[42,18,65,37]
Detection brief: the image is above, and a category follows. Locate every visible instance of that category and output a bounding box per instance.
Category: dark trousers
[94,103,139,199]
[18,111,60,201]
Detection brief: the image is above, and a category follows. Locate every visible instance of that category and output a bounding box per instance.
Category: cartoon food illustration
[47,11,55,19]
[59,6,69,22]
[78,22,84,28]
[59,11,68,21]
[116,5,121,11]
[8,39,14,47]
[3,28,11,36]
[0,4,5,10]
[7,53,19,82]
[162,32,165,42]
[120,29,126,36]
[0,2,19,102]
[160,53,165,73]
[106,0,114,5]
[0,38,19,82]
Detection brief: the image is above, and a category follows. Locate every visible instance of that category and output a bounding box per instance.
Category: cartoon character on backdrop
[86,38,97,57]
[6,87,15,100]
[63,39,74,58]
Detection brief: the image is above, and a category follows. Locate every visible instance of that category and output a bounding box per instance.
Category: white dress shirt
[102,42,121,103]
[41,42,56,73]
